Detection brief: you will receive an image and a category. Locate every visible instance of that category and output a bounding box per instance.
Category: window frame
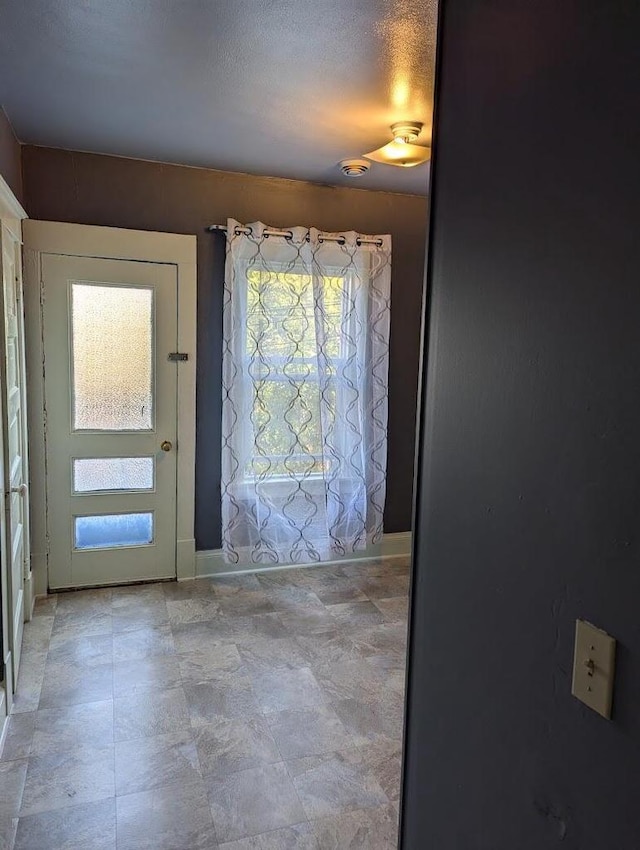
[238,262,357,484]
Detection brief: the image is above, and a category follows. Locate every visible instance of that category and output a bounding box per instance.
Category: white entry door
[42,254,179,589]
[0,220,30,688]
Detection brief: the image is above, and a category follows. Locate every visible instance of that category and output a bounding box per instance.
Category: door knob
[11,483,28,496]
[160,441,172,452]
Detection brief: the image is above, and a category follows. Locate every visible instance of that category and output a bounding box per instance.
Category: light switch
[571,619,616,719]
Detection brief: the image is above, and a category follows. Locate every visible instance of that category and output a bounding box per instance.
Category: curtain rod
[207,223,383,247]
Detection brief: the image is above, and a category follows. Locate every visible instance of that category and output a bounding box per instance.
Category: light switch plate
[571,619,616,719]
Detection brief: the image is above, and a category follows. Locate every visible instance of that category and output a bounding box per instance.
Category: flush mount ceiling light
[364,121,431,168]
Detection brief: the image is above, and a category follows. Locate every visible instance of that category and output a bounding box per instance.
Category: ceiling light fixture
[363,121,430,168]
[389,121,422,142]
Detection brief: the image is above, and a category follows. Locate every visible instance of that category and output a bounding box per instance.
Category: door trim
[0,174,27,739]
[0,174,27,221]
[23,221,197,593]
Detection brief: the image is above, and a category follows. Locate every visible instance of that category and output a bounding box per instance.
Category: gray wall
[0,106,22,204]
[402,2,640,848]
[22,146,428,549]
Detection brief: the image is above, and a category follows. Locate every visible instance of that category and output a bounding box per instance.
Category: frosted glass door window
[74,513,154,550]
[71,283,154,430]
[73,457,154,493]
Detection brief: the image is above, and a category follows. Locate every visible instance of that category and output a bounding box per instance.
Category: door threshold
[50,577,177,594]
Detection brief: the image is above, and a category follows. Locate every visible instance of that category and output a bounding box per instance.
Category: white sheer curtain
[221,219,391,565]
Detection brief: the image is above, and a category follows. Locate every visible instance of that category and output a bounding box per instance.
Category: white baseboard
[24,571,35,622]
[176,538,197,580]
[0,687,8,758]
[32,552,48,597]
[193,531,412,580]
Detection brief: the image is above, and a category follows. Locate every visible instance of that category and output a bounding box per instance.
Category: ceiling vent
[339,159,370,177]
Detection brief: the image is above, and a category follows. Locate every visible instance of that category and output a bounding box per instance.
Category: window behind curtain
[244,267,349,480]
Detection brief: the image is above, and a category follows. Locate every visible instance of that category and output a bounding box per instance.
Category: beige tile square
[207,762,305,843]
[115,730,201,796]
[20,745,115,816]
[116,779,217,850]
[114,687,190,742]
[14,798,116,850]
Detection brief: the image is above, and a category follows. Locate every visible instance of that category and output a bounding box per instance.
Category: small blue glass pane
[74,513,153,550]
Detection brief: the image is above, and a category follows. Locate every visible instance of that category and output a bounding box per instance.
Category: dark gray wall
[402,2,640,848]
[22,147,428,549]
[0,106,22,204]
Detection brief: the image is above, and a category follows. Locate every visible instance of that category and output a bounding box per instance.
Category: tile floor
[0,557,410,850]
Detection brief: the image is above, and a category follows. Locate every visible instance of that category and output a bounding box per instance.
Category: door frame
[23,221,197,595]
[0,174,28,728]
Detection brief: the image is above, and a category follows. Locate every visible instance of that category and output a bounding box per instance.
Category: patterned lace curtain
[221,219,391,565]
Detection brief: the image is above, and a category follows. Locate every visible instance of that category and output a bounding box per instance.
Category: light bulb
[390,121,422,143]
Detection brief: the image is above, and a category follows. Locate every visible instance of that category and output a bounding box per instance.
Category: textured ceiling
[0,0,438,195]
